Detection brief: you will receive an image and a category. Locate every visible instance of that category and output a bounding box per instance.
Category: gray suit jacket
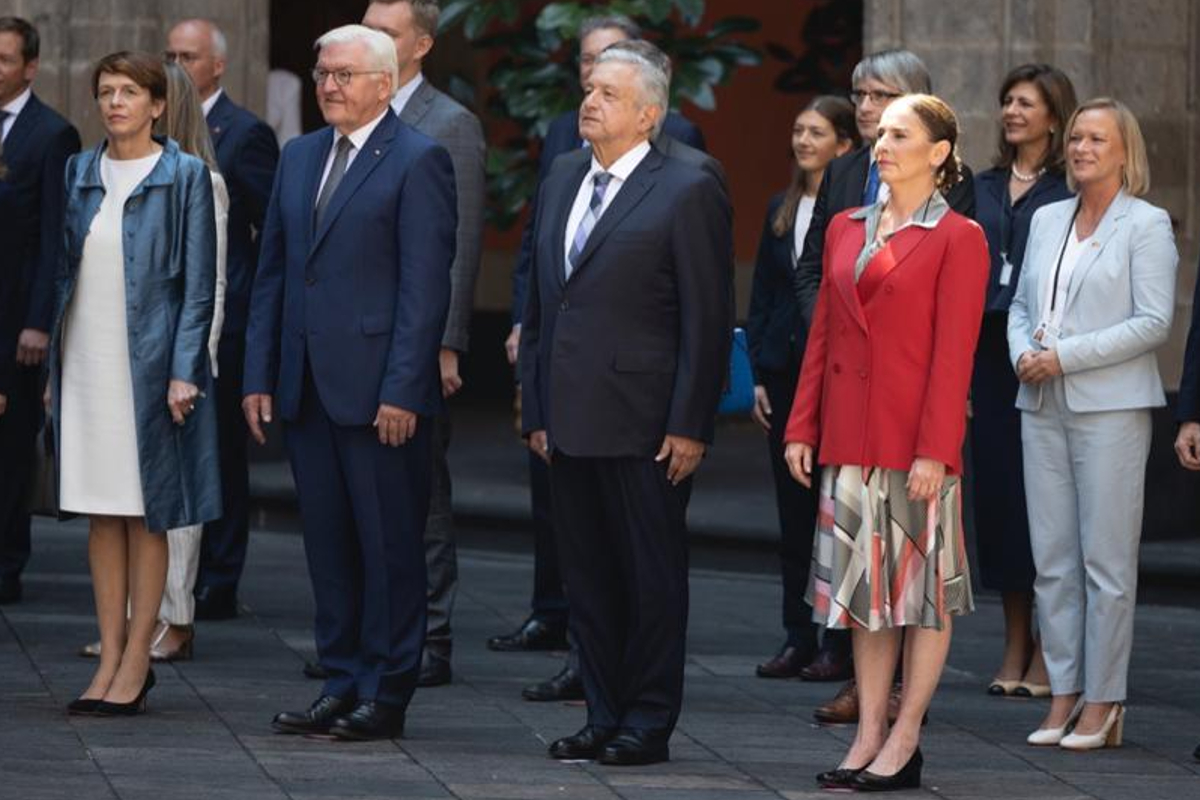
[1007,191,1178,413]
[400,78,486,352]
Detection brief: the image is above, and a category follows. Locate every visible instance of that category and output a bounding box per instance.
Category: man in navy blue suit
[492,13,708,704]
[521,46,731,766]
[244,25,456,741]
[167,18,280,621]
[0,17,80,605]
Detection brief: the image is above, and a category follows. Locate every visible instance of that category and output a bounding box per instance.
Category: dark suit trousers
[199,335,251,591]
[285,368,430,708]
[423,411,456,662]
[528,450,568,622]
[0,366,40,580]
[551,453,690,734]
[761,360,819,649]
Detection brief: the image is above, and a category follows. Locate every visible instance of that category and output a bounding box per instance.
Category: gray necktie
[566,172,613,278]
[314,135,353,228]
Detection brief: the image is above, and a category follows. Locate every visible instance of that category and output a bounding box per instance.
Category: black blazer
[510,110,707,324]
[746,192,803,379]
[793,146,976,328]
[207,92,279,337]
[519,145,732,456]
[1179,255,1200,423]
[0,92,80,394]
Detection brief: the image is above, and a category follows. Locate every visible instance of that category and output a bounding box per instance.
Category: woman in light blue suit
[1008,97,1178,751]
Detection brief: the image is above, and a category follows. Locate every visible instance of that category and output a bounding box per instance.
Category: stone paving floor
[2,519,1199,800]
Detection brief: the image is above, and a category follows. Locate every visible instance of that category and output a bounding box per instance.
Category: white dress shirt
[1,86,31,142]
[390,73,424,118]
[791,195,816,265]
[200,87,224,119]
[563,139,652,266]
[315,107,391,200]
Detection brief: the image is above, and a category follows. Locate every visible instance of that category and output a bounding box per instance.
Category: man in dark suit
[521,47,731,766]
[492,14,708,705]
[363,0,486,689]
[1176,256,1200,470]
[244,25,456,741]
[790,49,975,724]
[0,17,80,605]
[167,18,281,621]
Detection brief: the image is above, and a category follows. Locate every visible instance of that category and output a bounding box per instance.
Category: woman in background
[747,95,857,679]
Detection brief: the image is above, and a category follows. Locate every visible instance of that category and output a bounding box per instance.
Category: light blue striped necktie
[566,171,613,279]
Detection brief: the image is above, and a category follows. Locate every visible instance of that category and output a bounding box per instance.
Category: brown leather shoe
[150,622,194,662]
[756,645,813,679]
[813,681,920,726]
[799,645,853,682]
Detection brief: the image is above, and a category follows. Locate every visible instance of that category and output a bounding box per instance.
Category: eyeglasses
[850,89,904,106]
[163,50,201,66]
[312,68,386,87]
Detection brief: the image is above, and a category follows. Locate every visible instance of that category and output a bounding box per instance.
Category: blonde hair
[1064,97,1150,196]
[156,60,218,172]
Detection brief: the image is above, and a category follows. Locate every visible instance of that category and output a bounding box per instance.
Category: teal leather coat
[50,137,221,531]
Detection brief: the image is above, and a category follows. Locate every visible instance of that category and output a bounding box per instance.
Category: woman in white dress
[50,51,219,716]
[75,61,228,664]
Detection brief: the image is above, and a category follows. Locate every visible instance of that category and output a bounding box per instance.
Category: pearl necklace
[1011,164,1046,183]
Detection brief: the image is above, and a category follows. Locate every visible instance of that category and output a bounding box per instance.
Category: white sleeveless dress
[59,150,161,517]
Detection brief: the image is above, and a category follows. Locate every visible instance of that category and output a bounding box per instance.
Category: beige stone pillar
[0,0,269,146]
[864,0,1200,383]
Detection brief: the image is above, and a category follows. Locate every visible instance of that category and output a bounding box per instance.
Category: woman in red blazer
[784,94,988,792]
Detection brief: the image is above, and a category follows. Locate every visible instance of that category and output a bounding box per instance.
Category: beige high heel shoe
[1026,696,1084,746]
[1060,703,1124,750]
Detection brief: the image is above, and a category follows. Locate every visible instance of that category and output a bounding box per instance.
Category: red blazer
[784,207,988,474]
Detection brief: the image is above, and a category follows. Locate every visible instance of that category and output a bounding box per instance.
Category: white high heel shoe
[1060,703,1124,750]
[1026,697,1084,746]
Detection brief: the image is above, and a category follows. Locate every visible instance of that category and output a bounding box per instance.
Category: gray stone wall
[865,0,1200,384]
[0,0,269,147]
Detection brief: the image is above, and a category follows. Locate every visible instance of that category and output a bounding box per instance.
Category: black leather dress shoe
[851,748,922,792]
[599,729,671,766]
[0,575,22,605]
[816,766,865,789]
[487,616,568,652]
[302,661,329,680]
[800,645,853,682]
[1194,742,1200,762]
[522,664,583,701]
[548,725,616,760]
[272,695,355,734]
[329,701,406,741]
[418,657,451,688]
[194,584,238,621]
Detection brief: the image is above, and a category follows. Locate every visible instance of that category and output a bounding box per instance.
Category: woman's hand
[907,457,946,502]
[784,442,814,487]
[168,380,201,426]
[751,385,772,432]
[1016,349,1062,384]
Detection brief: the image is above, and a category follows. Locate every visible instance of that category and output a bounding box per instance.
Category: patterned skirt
[806,466,973,631]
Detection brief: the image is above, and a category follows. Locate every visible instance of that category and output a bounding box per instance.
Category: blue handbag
[718,327,755,415]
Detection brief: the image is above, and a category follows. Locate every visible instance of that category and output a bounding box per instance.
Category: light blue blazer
[1007,190,1178,413]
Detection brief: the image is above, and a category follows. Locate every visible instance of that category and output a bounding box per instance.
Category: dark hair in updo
[894,93,963,192]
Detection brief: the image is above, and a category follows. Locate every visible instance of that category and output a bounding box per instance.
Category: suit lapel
[310,114,398,254]
[2,94,41,163]
[206,92,234,150]
[547,155,590,289]
[1064,191,1131,312]
[567,149,661,281]
[398,81,433,127]
[837,148,870,211]
[830,217,869,331]
[301,128,334,251]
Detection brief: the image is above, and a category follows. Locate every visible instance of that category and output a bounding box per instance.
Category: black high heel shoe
[95,669,156,716]
[816,765,865,788]
[67,697,103,715]
[851,747,922,792]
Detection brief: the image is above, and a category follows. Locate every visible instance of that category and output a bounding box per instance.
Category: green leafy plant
[440,1,761,228]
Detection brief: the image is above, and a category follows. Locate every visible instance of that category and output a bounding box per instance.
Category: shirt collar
[336,106,391,154]
[850,190,949,229]
[390,72,424,117]
[589,139,651,183]
[2,86,32,119]
[201,87,224,118]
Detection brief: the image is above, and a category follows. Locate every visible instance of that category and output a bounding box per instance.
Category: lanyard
[1048,203,1081,313]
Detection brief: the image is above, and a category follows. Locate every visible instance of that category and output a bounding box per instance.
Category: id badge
[998,254,1014,287]
[1033,323,1059,350]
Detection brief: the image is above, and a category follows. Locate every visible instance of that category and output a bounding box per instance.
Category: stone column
[864,0,1200,379]
[0,0,269,145]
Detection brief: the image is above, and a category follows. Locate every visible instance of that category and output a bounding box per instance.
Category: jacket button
[884,284,894,294]
[305,275,316,286]
[858,369,868,379]
[832,363,842,374]
[560,300,569,311]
